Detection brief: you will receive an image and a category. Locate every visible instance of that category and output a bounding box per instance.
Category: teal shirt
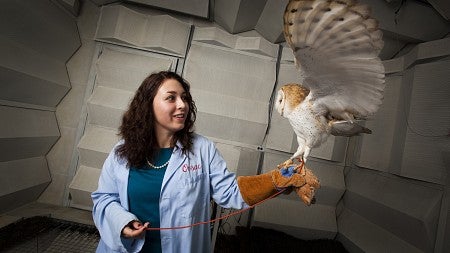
[128,148,173,253]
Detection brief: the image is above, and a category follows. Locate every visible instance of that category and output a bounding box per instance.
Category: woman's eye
[167,95,175,101]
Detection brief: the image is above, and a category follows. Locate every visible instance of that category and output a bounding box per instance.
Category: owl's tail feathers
[330,120,372,137]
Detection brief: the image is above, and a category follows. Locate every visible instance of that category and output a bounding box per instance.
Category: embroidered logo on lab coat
[182,163,201,172]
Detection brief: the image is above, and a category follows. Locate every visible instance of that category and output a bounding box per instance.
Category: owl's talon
[277,159,294,170]
[293,157,305,175]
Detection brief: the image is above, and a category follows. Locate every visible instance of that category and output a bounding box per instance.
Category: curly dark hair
[115,71,197,168]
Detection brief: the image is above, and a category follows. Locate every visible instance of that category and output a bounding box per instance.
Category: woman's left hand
[121,220,149,239]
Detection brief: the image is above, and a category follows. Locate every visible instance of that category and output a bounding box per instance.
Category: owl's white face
[275,89,287,117]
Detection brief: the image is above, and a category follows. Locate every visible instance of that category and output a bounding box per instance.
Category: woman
[92,71,319,253]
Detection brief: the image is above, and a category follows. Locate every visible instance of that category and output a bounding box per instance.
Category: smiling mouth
[174,114,185,119]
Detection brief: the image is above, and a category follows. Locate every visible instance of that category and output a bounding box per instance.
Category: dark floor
[215,226,348,253]
[0,216,348,253]
[0,216,99,253]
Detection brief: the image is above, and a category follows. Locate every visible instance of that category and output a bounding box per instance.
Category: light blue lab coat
[92,134,248,253]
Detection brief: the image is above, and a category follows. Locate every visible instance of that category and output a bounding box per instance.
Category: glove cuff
[237,173,277,206]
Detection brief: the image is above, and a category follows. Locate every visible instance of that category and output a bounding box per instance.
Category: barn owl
[276,0,385,167]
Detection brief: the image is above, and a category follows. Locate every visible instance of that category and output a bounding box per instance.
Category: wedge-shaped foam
[69,165,101,210]
[254,0,289,43]
[356,40,450,185]
[0,38,70,108]
[96,5,191,57]
[129,0,209,18]
[398,60,450,184]
[87,86,134,130]
[214,0,267,34]
[1,0,80,61]
[0,157,51,213]
[95,46,174,92]
[77,125,119,170]
[384,37,450,74]
[355,74,402,172]
[193,27,237,48]
[0,106,59,162]
[193,27,278,58]
[253,199,338,240]
[343,168,442,252]
[338,208,423,253]
[214,141,261,175]
[184,42,276,146]
[235,36,278,58]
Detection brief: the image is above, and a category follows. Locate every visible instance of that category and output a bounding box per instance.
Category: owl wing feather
[283,0,385,120]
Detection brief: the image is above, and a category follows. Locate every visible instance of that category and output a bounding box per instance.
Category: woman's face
[153,78,189,137]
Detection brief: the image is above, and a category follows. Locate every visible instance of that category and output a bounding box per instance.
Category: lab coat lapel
[161,142,186,191]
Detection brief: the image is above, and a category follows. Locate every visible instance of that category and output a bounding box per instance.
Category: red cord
[146,188,287,231]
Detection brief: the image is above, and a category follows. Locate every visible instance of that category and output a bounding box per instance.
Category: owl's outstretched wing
[283,0,385,120]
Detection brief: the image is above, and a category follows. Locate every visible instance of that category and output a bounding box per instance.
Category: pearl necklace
[146,158,169,169]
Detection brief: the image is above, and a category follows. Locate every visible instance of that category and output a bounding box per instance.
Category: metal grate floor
[0,216,99,253]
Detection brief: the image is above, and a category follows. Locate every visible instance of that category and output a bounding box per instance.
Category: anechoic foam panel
[0,0,79,212]
[69,43,180,210]
[0,157,51,213]
[184,26,277,147]
[129,0,209,18]
[214,0,268,34]
[356,62,450,185]
[342,38,450,253]
[340,169,442,252]
[95,5,191,57]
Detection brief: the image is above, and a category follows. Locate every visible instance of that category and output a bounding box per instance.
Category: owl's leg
[303,146,311,163]
[293,137,307,164]
[278,142,305,169]
[293,136,306,160]
[296,146,311,174]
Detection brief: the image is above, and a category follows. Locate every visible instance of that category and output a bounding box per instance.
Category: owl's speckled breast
[287,101,330,147]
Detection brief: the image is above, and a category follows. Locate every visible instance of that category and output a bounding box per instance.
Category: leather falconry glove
[237,163,320,206]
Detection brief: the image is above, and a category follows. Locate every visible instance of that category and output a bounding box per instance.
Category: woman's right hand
[121,220,149,239]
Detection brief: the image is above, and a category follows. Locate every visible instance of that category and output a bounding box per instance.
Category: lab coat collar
[161,140,186,191]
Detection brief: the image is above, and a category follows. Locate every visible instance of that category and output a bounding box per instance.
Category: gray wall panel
[0,0,79,212]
